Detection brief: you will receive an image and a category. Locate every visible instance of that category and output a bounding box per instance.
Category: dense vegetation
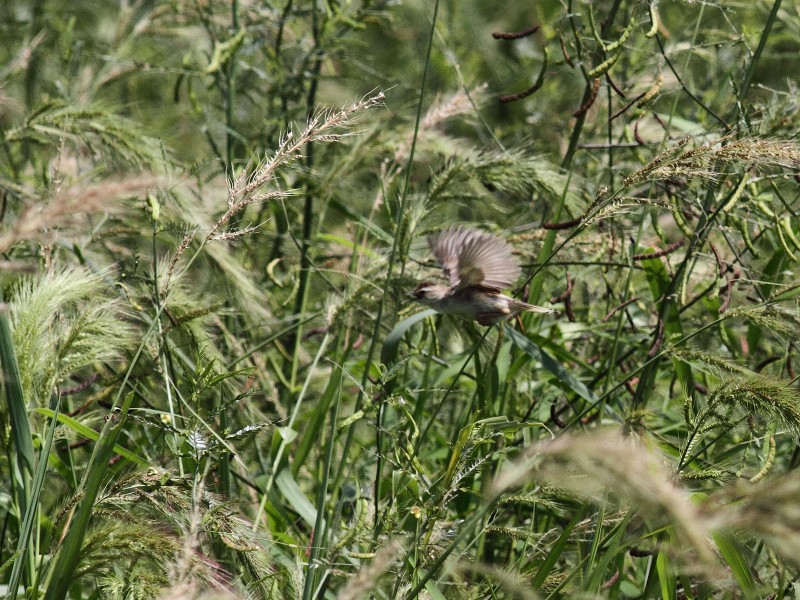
[2,0,800,598]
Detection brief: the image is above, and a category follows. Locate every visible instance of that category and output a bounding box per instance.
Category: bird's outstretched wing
[428,226,521,290]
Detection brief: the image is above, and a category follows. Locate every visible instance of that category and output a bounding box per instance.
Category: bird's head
[409,281,449,305]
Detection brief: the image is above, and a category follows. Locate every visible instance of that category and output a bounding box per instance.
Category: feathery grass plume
[695,375,800,441]
[160,190,274,323]
[156,584,241,600]
[393,85,487,164]
[621,136,800,189]
[453,561,540,600]
[768,280,800,301]
[583,195,671,225]
[0,30,45,79]
[426,149,582,210]
[149,255,228,365]
[711,137,800,170]
[156,94,384,324]
[490,429,721,576]
[70,469,281,598]
[4,102,167,169]
[8,266,135,408]
[716,469,800,567]
[667,348,756,378]
[728,305,800,340]
[0,175,165,253]
[217,92,384,243]
[76,521,194,594]
[336,539,404,600]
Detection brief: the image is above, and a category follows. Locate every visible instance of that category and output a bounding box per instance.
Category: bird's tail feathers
[510,298,555,314]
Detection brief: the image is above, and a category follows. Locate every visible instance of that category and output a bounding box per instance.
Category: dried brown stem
[603,296,640,322]
[633,239,685,261]
[492,24,539,40]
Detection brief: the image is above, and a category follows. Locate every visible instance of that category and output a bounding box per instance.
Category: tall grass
[1,0,800,598]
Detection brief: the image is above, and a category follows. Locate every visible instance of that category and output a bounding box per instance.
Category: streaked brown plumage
[410,226,553,325]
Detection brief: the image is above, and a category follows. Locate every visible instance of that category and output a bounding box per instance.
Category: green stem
[301,336,342,600]
[329,0,441,542]
[739,0,782,102]
[285,2,323,395]
[225,0,239,173]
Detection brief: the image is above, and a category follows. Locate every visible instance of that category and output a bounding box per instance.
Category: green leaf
[293,360,344,473]
[424,580,447,600]
[45,391,136,600]
[275,468,319,529]
[713,531,756,593]
[0,306,36,592]
[317,233,380,259]
[505,325,596,403]
[7,397,62,599]
[0,307,35,480]
[652,113,707,136]
[381,309,436,365]
[655,548,676,600]
[532,507,585,589]
[33,408,147,466]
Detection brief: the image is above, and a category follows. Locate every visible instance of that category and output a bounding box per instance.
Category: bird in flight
[410,226,553,326]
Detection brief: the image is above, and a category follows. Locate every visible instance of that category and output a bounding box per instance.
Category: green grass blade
[655,548,676,600]
[713,530,756,595]
[43,391,136,600]
[0,306,35,486]
[7,396,62,599]
[505,325,596,403]
[0,306,36,589]
[534,507,586,590]
[293,358,344,473]
[32,408,147,466]
[381,309,436,365]
[275,468,318,529]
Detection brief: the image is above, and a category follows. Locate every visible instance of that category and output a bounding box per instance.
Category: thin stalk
[739,0,782,102]
[286,2,323,394]
[23,0,45,108]
[372,0,441,524]
[566,307,750,427]
[327,0,440,541]
[403,501,494,599]
[301,340,343,600]
[562,79,596,173]
[656,2,727,145]
[631,172,723,410]
[601,218,645,401]
[0,297,36,589]
[254,333,331,530]
[152,221,183,476]
[7,393,60,599]
[225,0,239,173]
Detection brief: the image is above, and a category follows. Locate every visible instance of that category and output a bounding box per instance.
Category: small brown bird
[410,226,553,325]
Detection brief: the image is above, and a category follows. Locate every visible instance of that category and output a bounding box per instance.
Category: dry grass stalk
[622,136,800,188]
[161,93,383,298]
[214,92,385,243]
[716,471,800,566]
[490,429,722,577]
[0,174,165,253]
[336,538,404,600]
[453,561,540,600]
